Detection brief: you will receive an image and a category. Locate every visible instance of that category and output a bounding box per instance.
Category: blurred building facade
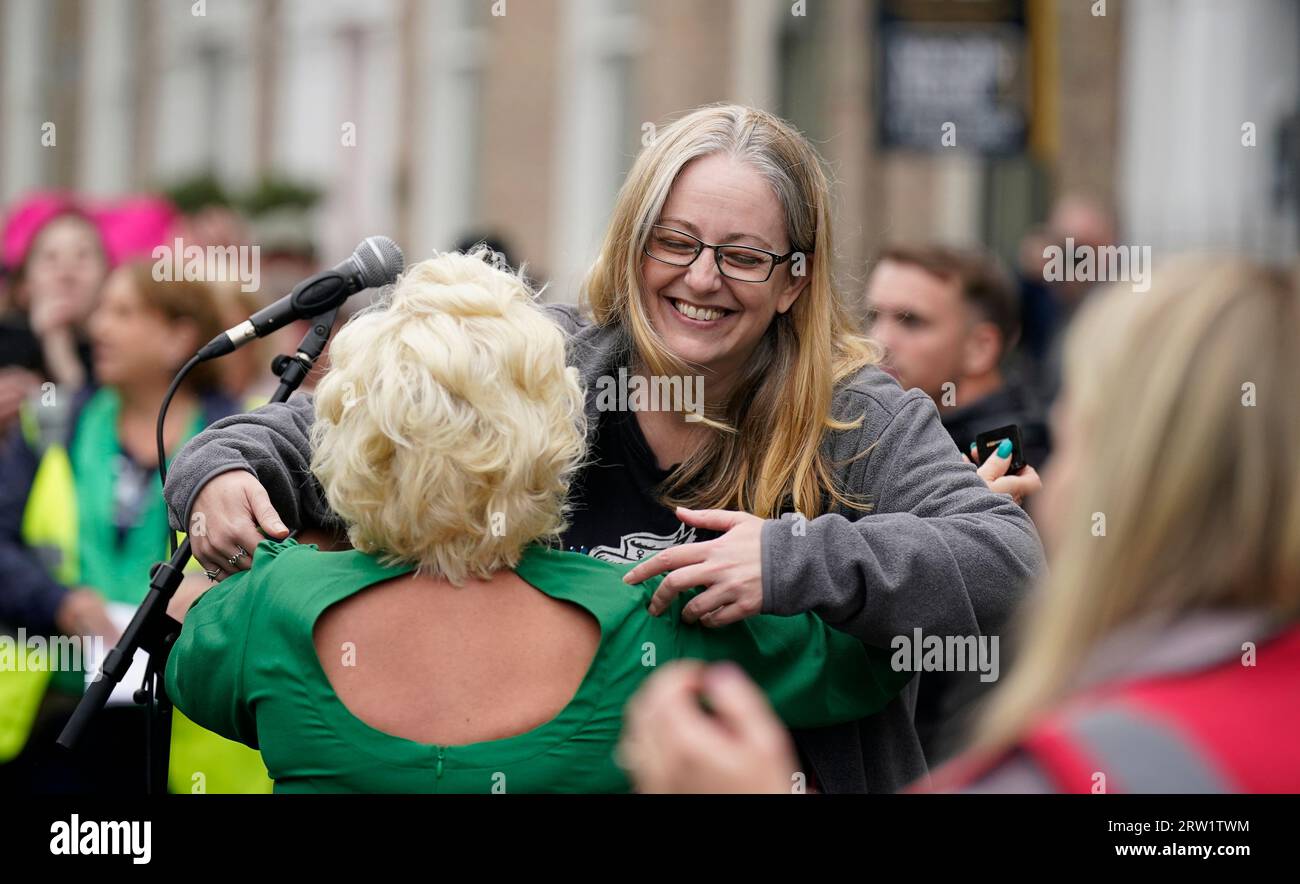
[1,0,1296,299]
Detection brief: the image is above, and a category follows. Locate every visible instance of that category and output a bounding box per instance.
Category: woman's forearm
[162,395,335,532]
[761,505,1042,648]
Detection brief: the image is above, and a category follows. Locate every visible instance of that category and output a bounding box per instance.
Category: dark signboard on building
[878,0,1029,154]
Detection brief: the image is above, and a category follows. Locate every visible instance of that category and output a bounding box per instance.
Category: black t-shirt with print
[561,408,719,564]
[565,406,827,792]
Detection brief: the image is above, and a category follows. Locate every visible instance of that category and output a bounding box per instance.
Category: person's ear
[775,261,811,315]
[962,320,1002,376]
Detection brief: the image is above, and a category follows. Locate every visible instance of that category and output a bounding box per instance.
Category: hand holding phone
[973,424,1027,473]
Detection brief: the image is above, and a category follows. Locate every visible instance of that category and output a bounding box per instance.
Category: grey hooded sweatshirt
[163,303,1046,793]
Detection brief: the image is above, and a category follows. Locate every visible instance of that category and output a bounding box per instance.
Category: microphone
[197,236,405,360]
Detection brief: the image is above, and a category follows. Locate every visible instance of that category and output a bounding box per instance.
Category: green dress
[165,537,910,793]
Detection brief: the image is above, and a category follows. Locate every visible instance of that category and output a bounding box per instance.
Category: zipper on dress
[435,747,445,779]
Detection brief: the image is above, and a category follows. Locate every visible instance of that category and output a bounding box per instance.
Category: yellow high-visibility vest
[0,400,273,792]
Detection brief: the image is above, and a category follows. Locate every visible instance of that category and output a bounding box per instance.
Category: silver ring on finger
[204,567,222,582]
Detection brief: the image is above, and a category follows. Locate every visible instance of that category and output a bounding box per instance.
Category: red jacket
[924,615,1300,793]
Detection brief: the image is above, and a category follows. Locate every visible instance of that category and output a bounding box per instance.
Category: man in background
[864,244,1050,470]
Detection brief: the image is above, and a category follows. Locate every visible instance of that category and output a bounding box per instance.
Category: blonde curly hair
[310,250,586,584]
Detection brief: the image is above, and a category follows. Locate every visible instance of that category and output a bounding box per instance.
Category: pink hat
[2,191,178,271]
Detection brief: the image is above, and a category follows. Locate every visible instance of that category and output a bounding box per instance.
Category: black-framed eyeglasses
[643,225,806,283]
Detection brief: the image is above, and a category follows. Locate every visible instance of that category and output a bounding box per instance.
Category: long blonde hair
[973,257,1300,754]
[583,104,879,518]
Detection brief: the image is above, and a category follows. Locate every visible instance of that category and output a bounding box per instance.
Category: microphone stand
[57,307,342,794]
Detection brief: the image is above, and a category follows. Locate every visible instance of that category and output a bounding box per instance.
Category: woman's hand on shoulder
[188,470,291,581]
[623,507,765,628]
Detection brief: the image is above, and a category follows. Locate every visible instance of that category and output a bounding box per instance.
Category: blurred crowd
[0,192,325,429]
[0,191,328,792]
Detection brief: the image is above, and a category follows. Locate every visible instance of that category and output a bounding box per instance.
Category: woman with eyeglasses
[161,105,1045,793]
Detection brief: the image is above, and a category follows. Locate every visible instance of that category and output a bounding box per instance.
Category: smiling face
[639,153,808,389]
